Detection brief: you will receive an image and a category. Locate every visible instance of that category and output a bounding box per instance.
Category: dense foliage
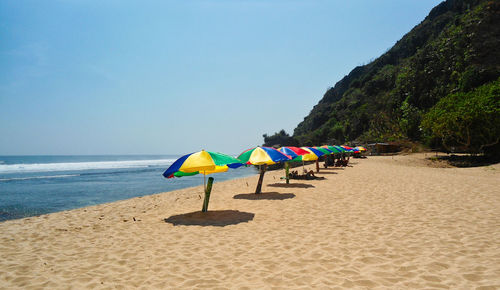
[282,0,500,154]
[421,78,500,154]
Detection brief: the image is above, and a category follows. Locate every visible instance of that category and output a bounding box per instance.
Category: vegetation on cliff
[422,78,500,154]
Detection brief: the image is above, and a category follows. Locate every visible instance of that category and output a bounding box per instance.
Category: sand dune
[1,153,499,289]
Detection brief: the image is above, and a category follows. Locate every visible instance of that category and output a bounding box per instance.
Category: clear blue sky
[0,0,442,155]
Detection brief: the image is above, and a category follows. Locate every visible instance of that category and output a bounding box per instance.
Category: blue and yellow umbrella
[237,146,290,165]
[278,146,310,184]
[238,146,290,193]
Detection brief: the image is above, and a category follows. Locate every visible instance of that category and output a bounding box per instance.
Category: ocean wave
[0,159,176,173]
[0,174,80,182]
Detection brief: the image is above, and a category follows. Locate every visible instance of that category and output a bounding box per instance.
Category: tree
[422,78,500,154]
[262,130,298,147]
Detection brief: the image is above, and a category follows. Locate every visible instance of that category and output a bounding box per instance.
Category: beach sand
[1,153,499,289]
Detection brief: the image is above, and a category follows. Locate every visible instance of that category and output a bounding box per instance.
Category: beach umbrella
[355,146,367,152]
[341,145,355,158]
[290,147,323,162]
[238,146,291,193]
[313,146,332,155]
[279,146,310,184]
[171,165,230,177]
[238,146,291,165]
[312,147,331,172]
[341,145,354,151]
[322,145,342,154]
[332,146,349,164]
[352,146,367,155]
[336,145,354,165]
[333,145,346,153]
[320,145,341,167]
[163,150,243,212]
[278,146,310,159]
[289,147,325,173]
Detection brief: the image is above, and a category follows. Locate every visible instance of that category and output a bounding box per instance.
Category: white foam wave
[0,174,80,182]
[0,159,176,173]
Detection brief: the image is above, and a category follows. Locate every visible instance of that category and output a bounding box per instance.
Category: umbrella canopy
[355,146,367,152]
[278,146,310,159]
[278,146,310,184]
[238,146,290,194]
[322,145,342,154]
[333,145,347,153]
[291,147,324,161]
[238,146,291,165]
[341,145,355,151]
[313,146,332,155]
[163,150,243,178]
[172,165,229,177]
[162,150,244,212]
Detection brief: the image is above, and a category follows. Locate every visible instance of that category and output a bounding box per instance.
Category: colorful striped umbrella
[278,146,310,159]
[313,146,332,155]
[333,145,346,153]
[355,146,367,152]
[238,147,290,193]
[322,145,342,154]
[291,147,323,162]
[279,146,310,184]
[307,146,326,157]
[320,145,340,167]
[288,147,325,173]
[172,165,230,177]
[163,150,242,178]
[341,145,355,151]
[238,146,290,165]
[308,147,329,172]
[163,150,243,211]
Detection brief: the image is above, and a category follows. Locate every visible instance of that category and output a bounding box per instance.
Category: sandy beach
[0,153,499,289]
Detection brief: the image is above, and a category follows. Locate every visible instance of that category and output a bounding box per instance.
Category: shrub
[422,78,500,154]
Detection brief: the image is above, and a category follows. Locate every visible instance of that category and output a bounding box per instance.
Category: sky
[0,0,443,155]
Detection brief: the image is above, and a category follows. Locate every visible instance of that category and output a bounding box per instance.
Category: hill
[265,0,499,152]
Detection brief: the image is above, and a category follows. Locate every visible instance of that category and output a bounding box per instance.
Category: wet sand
[1,153,499,289]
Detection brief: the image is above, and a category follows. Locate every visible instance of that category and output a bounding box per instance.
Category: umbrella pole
[302,160,305,173]
[285,162,290,184]
[315,159,319,173]
[255,164,267,194]
[202,177,214,212]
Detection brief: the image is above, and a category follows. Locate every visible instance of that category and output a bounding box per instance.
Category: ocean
[0,155,258,222]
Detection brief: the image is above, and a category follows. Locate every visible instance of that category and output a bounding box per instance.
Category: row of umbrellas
[163,145,367,212]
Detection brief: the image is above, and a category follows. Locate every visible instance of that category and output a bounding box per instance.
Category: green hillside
[279,0,500,152]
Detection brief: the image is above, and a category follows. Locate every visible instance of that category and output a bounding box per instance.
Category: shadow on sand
[267,183,315,188]
[315,171,337,175]
[164,210,254,227]
[233,192,296,200]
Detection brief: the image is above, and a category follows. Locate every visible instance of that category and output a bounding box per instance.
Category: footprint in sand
[358,256,384,264]
[476,286,499,290]
[354,279,378,287]
[427,262,450,271]
[463,273,482,282]
[421,275,442,282]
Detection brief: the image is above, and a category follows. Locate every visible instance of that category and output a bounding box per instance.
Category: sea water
[0,155,258,222]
